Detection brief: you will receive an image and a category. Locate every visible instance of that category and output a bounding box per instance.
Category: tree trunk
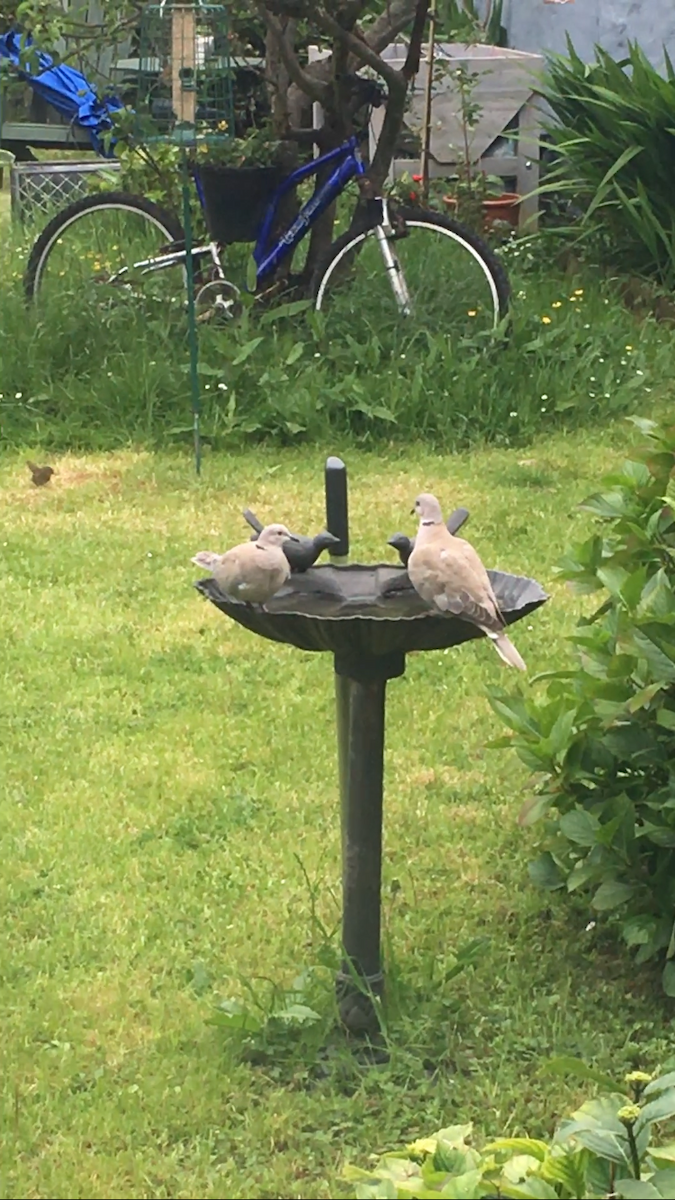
[265,14,296,134]
[258,1,431,282]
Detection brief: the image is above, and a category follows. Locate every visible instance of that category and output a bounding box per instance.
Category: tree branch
[402,0,430,80]
[255,3,330,103]
[367,75,409,188]
[365,0,420,54]
[286,125,332,150]
[313,11,406,92]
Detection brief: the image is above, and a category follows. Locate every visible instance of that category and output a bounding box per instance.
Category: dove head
[412,493,444,526]
[191,550,220,570]
[257,523,298,548]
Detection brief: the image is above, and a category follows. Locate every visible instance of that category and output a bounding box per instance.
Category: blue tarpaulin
[0,30,123,155]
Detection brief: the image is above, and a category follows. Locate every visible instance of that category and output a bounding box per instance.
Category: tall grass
[0,212,671,451]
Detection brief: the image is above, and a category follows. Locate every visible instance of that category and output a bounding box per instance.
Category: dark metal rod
[336,673,351,822]
[340,677,386,982]
[447,506,469,536]
[181,156,201,477]
[325,456,349,560]
[328,455,352,971]
[242,507,264,534]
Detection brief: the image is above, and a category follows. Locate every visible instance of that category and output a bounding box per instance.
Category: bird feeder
[195,459,548,1036]
[135,0,233,143]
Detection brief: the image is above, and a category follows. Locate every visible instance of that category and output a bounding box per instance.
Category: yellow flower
[406,1137,438,1158]
[217,120,228,131]
[541,315,552,324]
[574,288,584,295]
[569,296,578,302]
[625,344,633,351]
[467,309,477,317]
[552,301,562,308]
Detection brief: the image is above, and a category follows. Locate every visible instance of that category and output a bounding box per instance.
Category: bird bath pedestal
[195,459,547,1036]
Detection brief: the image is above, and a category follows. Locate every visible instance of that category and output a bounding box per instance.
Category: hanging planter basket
[197,164,282,243]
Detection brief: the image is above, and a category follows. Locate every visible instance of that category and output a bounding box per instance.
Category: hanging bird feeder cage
[134,0,234,145]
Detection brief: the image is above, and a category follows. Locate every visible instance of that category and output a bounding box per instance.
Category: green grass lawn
[2,420,674,1200]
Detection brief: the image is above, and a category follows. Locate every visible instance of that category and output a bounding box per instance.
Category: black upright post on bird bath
[325,456,386,1033]
[326,459,352,894]
[325,456,349,562]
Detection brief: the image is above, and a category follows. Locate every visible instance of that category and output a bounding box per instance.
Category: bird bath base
[196,559,547,1036]
[195,463,547,1037]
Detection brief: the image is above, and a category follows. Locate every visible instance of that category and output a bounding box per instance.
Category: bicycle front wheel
[24,191,188,312]
[312,206,510,350]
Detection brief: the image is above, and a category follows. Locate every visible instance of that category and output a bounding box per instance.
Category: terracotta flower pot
[443,192,521,230]
[482,192,521,228]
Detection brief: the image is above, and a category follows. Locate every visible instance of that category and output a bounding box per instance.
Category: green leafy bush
[539,39,675,284]
[88,138,192,224]
[345,1061,675,1199]
[490,417,675,994]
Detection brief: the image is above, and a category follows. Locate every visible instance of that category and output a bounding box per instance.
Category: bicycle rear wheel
[24,192,190,313]
[312,206,510,351]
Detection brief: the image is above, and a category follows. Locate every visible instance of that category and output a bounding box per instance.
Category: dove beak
[286,534,300,543]
[410,507,416,516]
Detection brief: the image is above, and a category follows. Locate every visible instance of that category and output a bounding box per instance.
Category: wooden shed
[369,42,544,230]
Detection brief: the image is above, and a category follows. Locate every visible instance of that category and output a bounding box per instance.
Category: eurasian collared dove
[242,508,340,572]
[27,461,55,486]
[407,493,526,670]
[388,506,470,566]
[192,523,298,606]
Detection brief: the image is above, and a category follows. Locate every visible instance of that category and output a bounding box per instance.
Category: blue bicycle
[25,125,510,348]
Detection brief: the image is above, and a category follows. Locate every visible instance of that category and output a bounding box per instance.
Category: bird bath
[194,459,548,1035]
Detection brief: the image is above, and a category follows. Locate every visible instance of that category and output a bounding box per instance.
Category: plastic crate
[10,158,121,222]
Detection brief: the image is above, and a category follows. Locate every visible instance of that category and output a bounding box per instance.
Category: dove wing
[217,542,289,602]
[408,537,505,633]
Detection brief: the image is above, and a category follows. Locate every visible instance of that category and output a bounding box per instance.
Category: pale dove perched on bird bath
[192,523,298,607]
[242,507,340,572]
[407,493,526,670]
[388,505,470,567]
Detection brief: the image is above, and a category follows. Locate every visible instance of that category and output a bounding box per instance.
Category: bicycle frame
[192,134,366,285]
[105,134,387,306]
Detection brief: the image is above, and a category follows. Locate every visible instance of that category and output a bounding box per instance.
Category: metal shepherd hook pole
[182,152,201,476]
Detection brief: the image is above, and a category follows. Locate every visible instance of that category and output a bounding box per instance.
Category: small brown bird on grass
[27,461,55,487]
[407,492,526,670]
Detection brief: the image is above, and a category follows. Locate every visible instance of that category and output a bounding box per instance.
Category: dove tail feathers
[489,631,527,671]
